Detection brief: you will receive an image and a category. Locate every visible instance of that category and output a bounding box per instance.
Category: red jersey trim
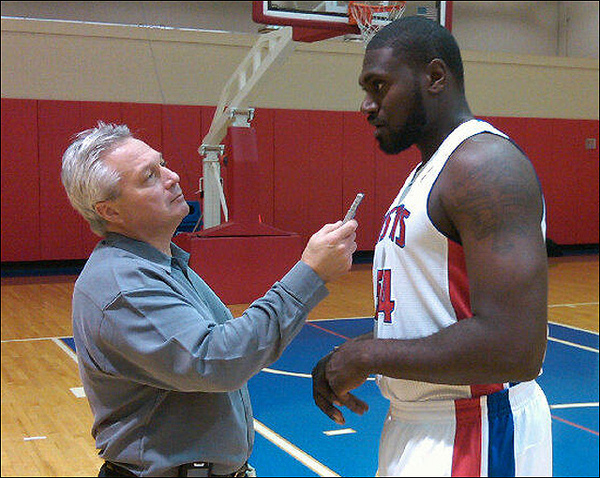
[448,240,472,321]
[448,240,505,398]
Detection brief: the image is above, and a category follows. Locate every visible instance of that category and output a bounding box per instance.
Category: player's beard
[378,83,427,155]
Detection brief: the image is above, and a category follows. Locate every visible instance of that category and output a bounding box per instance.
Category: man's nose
[163,166,180,186]
[360,95,378,117]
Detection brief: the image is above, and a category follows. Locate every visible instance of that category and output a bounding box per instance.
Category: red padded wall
[122,103,163,151]
[219,107,277,227]
[574,120,599,244]
[307,111,344,233]
[483,116,599,245]
[1,99,41,261]
[252,108,276,225]
[80,102,123,128]
[161,104,204,202]
[273,109,311,237]
[1,97,598,264]
[374,144,420,231]
[547,119,599,244]
[342,112,378,250]
[38,100,85,260]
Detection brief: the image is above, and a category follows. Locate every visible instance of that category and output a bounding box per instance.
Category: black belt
[101,460,249,477]
[179,461,249,477]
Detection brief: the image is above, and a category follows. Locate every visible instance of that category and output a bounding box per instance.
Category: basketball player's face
[359,47,427,154]
[99,138,189,240]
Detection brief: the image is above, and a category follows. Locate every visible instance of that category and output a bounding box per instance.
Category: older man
[61,121,358,477]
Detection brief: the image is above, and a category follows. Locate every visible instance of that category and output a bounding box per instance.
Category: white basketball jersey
[372,119,546,403]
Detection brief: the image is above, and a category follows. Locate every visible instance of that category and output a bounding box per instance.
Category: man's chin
[172,203,190,228]
[377,139,411,155]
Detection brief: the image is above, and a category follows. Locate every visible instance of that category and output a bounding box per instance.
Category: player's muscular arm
[326,135,548,401]
[437,135,548,375]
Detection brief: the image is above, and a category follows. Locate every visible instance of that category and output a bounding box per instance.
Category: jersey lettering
[378,205,411,248]
[376,269,395,323]
[378,213,393,242]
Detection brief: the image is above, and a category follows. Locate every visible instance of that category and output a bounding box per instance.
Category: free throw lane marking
[550,402,599,409]
[323,428,356,436]
[253,419,340,477]
[70,387,86,398]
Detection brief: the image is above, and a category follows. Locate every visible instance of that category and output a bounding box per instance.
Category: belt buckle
[178,462,210,477]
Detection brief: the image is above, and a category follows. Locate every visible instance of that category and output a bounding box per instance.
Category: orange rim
[348,1,407,25]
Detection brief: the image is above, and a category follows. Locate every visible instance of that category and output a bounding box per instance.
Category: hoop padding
[348,1,406,44]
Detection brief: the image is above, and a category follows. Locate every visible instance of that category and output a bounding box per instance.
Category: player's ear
[425,58,448,94]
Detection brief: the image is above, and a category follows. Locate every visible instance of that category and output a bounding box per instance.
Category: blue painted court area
[247,319,599,477]
[62,319,599,477]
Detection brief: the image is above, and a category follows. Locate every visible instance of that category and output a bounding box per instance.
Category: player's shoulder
[455,131,528,167]
[434,130,543,233]
[442,131,537,192]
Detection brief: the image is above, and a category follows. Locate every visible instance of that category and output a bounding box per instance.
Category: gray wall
[1,1,599,59]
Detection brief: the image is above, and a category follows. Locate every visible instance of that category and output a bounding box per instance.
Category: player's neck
[419,109,473,163]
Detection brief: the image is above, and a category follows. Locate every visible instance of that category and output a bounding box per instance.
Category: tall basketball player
[312,16,552,477]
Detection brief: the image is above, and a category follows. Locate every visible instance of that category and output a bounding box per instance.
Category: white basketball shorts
[376,381,552,477]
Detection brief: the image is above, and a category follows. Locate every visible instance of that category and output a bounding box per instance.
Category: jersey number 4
[376,269,395,323]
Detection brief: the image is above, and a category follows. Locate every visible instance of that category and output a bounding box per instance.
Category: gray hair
[61,122,132,236]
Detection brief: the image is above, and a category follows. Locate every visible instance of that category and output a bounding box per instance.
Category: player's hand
[325,341,370,416]
[312,352,347,425]
[312,347,369,425]
[301,220,358,283]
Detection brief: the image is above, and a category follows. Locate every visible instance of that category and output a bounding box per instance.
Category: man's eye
[374,81,385,92]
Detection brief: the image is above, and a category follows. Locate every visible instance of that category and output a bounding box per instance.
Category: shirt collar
[102,232,191,272]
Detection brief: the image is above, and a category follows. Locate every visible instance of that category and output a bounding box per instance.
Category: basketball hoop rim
[348,1,407,25]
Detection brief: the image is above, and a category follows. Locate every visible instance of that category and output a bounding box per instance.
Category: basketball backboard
[252,1,452,42]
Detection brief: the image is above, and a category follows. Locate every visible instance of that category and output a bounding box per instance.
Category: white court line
[70,387,86,398]
[52,337,79,362]
[323,428,356,436]
[309,316,369,322]
[549,302,599,309]
[1,335,72,344]
[253,419,340,477]
[550,402,599,410]
[262,367,311,378]
[549,320,599,336]
[548,336,598,353]
[262,367,376,381]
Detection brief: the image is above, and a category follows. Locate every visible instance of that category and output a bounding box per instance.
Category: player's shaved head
[367,16,465,93]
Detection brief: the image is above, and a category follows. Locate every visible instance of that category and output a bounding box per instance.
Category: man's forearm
[333,313,546,387]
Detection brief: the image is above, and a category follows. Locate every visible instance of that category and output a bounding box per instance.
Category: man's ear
[94,200,121,224]
[425,58,448,94]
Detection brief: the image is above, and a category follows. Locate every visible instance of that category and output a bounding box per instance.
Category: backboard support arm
[199,27,296,229]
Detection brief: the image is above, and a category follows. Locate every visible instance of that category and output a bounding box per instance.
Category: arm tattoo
[448,154,541,253]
